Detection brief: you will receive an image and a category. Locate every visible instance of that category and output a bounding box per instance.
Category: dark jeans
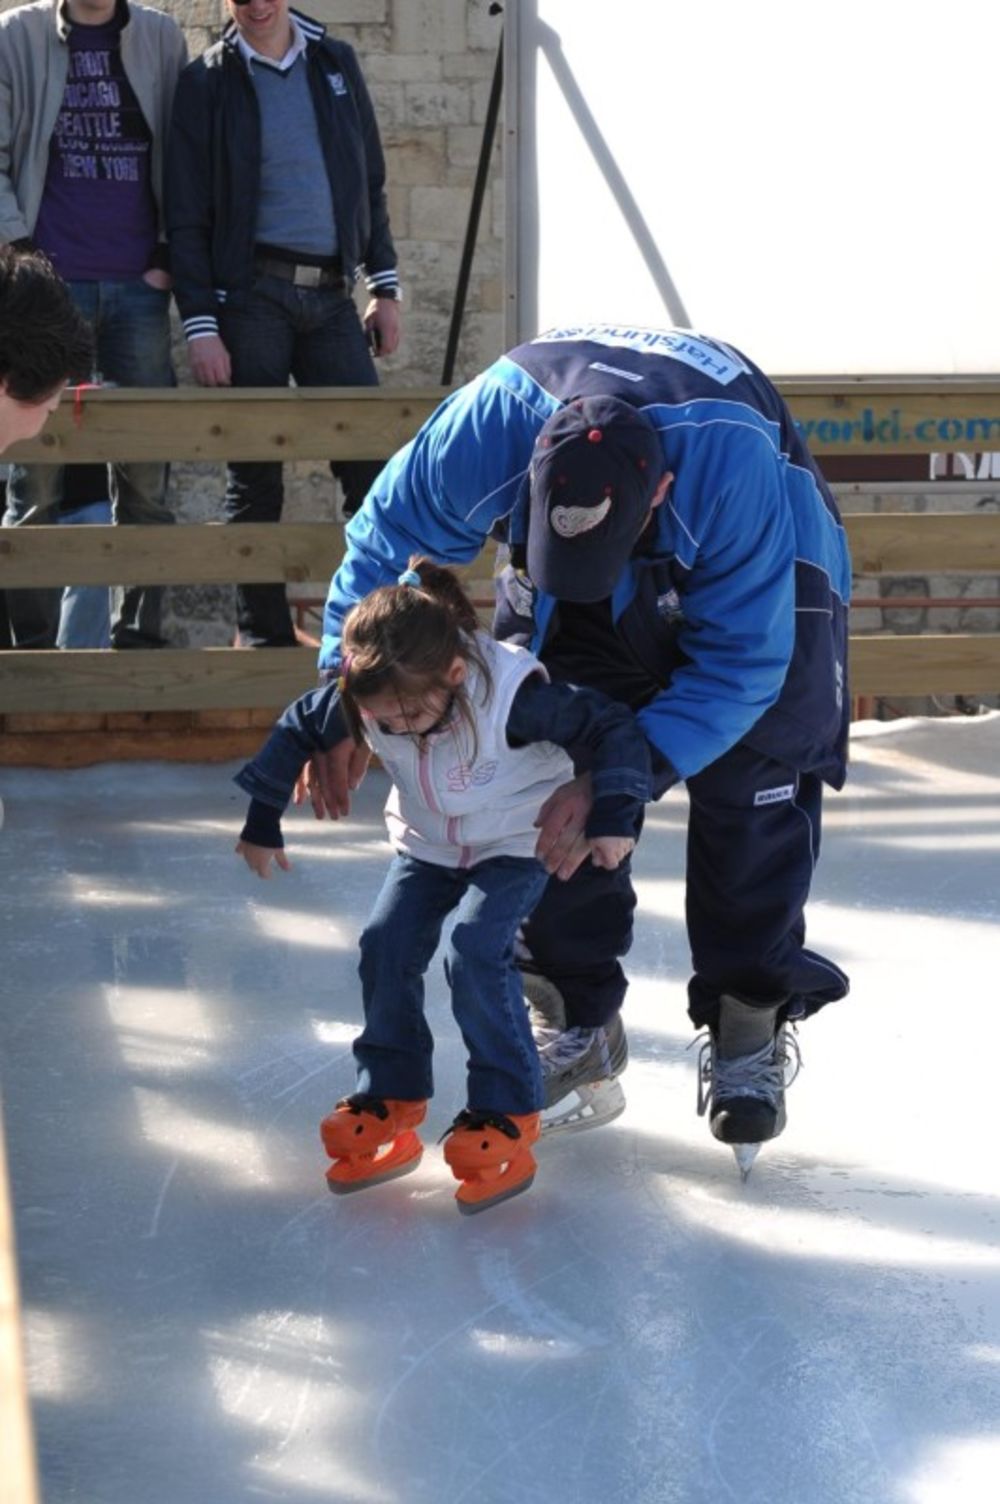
[355,853,550,1115]
[2,278,174,649]
[219,275,382,647]
[520,741,849,1031]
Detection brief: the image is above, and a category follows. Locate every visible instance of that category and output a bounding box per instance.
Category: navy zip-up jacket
[321,326,852,793]
[165,8,397,342]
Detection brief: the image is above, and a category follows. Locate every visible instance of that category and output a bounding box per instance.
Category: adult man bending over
[302,325,853,1178]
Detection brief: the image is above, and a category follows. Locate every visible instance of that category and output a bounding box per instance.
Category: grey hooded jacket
[0,0,187,251]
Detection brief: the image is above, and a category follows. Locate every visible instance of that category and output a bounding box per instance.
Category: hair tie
[336,652,352,693]
[397,568,421,588]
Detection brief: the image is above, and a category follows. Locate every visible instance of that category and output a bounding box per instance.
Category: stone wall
[1,0,506,644]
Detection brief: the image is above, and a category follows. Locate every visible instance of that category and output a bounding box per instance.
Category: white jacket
[363,633,573,869]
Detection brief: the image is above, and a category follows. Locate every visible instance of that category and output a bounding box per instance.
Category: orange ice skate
[321,1094,427,1194]
[442,1109,541,1214]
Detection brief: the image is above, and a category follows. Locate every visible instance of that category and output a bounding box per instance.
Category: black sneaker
[110,628,168,650]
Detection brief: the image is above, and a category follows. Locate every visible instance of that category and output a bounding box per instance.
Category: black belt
[253,255,346,290]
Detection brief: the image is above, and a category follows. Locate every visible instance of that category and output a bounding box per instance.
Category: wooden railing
[1,380,999,743]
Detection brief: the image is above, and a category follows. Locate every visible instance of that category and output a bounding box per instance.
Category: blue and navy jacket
[321,326,852,792]
[165,8,398,341]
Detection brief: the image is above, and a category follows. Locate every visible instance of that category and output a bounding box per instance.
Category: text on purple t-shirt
[33,20,158,281]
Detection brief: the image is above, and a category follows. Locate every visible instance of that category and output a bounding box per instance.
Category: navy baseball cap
[527,396,663,602]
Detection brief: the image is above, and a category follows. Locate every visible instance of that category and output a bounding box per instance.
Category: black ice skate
[695,993,802,1180]
[524,974,628,1135]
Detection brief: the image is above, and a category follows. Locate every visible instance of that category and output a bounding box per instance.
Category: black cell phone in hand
[366,325,382,355]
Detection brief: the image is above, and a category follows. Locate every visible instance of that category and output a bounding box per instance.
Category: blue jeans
[355,853,550,1115]
[219,274,381,646]
[2,278,175,648]
[56,500,112,649]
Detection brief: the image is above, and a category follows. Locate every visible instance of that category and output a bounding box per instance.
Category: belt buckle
[293,264,324,289]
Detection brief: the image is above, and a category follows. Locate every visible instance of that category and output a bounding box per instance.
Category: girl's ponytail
[398,555,480,636]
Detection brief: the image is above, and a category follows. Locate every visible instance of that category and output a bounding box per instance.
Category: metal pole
[442,12,504,385]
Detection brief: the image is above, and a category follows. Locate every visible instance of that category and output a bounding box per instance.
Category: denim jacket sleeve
[506,676,652,837]
[234,684,351,810]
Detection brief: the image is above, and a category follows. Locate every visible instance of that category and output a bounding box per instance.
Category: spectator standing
[0,0,187,650]
[0,244,93,638]
[166,0,402,649]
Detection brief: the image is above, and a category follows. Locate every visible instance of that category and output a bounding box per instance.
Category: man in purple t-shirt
[0,0,187,648]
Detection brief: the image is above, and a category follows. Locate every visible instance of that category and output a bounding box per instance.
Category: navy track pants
[519,740,848,1031]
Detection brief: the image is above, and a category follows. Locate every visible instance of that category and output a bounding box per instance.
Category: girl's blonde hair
[339,556,492,747]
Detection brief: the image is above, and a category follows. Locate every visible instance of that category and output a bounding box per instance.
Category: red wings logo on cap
[550,497,611,538]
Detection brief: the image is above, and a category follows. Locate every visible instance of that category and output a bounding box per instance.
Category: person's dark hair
[0,247,93,403]
[340,556,492,749]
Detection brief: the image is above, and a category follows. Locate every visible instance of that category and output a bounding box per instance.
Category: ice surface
[2,714,999,1504]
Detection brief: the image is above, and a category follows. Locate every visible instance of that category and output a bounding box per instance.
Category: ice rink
[2,713,999,1504]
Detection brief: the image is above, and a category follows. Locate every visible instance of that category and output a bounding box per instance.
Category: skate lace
[340,1093,389,1120]
[538,1026,601,1073]
[532,1024,564,1052]
[694,1026,802,1118]
[439,1108,520,1144]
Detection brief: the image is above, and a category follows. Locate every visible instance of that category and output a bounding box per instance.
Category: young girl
[235,557,650,1214]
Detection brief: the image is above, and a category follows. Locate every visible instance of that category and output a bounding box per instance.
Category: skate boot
[321,1093,427,1194]
[695,994,802,1180]
[442,1109,541,1214]
[523,971,567,1041]
[524,975,628,1135]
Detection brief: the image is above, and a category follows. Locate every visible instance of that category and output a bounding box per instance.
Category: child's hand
[588,835,635,871]
[236,839,291,879]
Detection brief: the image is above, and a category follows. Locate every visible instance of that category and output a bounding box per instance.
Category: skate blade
[456,1170,535,1215]
[731,1143,760,1181]
[325,1134,423,1194]
[541,1077,626,1136]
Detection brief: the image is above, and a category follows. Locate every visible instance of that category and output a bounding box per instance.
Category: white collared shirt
[234,14,308,73]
